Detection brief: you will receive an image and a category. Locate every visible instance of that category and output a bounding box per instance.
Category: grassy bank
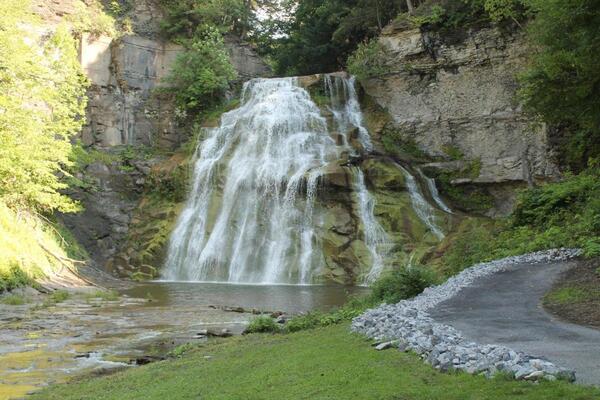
[0,202,86,292]
[543,258,600,329]
[35,324,599,400]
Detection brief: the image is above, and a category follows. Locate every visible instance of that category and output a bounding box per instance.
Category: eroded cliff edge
[360,22,559,216]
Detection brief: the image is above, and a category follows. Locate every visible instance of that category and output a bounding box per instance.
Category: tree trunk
[406,0,415,15]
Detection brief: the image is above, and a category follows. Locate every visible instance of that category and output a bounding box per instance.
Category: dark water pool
[122,282,369,314]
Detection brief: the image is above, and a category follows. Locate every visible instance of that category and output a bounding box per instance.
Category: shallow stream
[0,283,365,399]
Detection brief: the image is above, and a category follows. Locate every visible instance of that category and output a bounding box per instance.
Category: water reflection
[122,282,369,314]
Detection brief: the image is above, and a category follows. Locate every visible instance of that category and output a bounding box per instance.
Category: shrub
[284,267,438,333]
[245,316,280,334]
[0,265,32,293]
[347,40,392,81]
[164,25,237,111]
[284,299,371,333]
[370,265,438,304]
[441,168,600,274]
[1,294,26,305]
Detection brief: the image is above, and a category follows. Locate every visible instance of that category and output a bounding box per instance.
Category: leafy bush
[347,40,392,81]
[284,267,438,333]
[245,316,280,334]
[164,25,237,111]
[370,265,438,304]
[0,265,31,293]
[284,297,373,333]
[1,294,26,305]
[442,169,600,274]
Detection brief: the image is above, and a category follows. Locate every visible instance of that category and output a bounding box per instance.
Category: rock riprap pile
[352,249,581,382]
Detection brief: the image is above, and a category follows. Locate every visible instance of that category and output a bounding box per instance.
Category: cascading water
[325,74,390,283]
[396,164,446,240]
[324,74,373,152]
[417,168,453,214]
[163,78,338,284]
[353,168,389,283]
[163,73,446,285]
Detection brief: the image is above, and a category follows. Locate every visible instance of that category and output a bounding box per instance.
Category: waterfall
[324,74,373,152]
[396,164,446,240]
[354,168,389,283]
[162,74,446,285]
[325,74,389,283]
[417,169,453,214]
[163,78,337,284]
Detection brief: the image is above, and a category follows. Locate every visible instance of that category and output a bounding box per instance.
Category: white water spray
[163,74,445,285]
[417,168,453,214]
[163,78,337,284]
[397,164,446,240]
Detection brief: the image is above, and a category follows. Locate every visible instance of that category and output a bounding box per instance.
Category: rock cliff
[360,22,559,215]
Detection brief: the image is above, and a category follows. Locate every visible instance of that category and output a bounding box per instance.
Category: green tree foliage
[164,26,237,110]
[519,0,600,170]
[269,0,527,76]
[347,40,391,80]
[272,0,406,75]
[396,0,527,30]
[159,0,255,39]
[0,0,89,213]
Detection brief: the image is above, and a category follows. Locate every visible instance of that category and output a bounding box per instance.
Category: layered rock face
[80,3,271,149]
[361,23,559,215]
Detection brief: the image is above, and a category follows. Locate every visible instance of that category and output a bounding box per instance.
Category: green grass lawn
[34,324,600,400]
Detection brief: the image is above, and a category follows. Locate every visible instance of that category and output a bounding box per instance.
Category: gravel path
[352,249,585,383]
[430,260,600,385]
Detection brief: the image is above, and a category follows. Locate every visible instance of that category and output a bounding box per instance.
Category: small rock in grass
[375,341,397,351]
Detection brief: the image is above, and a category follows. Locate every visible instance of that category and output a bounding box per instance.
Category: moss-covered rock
[361,159,406,191]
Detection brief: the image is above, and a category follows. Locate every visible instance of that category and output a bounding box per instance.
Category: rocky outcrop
[360,23,559,215]
[80,33,186,148]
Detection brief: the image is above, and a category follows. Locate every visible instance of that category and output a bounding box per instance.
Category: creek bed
[0,283,366,399]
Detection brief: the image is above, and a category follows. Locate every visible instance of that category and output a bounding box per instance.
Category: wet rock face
[60,157,161,269]
[361,26,559,213]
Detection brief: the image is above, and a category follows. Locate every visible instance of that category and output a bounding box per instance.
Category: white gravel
[352,248,582,382]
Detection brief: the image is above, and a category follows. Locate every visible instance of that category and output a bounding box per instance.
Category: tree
[164,26,237,110]
[270,0,405,75]
[0,1,88,213]
[519,0,600,171]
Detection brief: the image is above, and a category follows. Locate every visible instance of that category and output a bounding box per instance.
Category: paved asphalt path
[429,261,600,386]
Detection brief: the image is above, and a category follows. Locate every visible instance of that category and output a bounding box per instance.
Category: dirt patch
[543,258,600,329]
